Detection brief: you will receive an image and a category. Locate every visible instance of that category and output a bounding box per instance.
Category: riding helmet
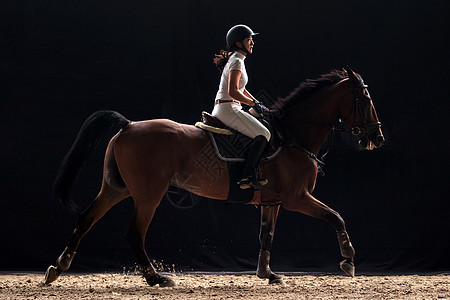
[226,24,259,48]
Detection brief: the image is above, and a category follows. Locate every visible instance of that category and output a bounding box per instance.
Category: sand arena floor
[0,272,449,299]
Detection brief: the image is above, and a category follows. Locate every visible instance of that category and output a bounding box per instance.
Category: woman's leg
[212,103,271,189]
[212,103,271,141]
[238,135,268,189]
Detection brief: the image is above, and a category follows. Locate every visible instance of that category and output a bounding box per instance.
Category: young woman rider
[212,24,271,190]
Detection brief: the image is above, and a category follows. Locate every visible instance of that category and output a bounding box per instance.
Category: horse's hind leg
[256,205,285,285]
[125,187,175,288]
[44,186,129,285]
[283,192,355,277]
[44,137,132,285]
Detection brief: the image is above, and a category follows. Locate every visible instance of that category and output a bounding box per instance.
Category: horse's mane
[271,69,347,113]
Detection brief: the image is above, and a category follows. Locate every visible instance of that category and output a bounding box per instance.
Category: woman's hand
[253,102,269,114]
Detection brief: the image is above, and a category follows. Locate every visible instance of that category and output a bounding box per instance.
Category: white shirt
[215,51,248,102]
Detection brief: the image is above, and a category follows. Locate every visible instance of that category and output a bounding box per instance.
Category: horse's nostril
[376,135,385,145]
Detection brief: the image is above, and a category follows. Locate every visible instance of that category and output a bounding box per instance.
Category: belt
[215,100,240,105]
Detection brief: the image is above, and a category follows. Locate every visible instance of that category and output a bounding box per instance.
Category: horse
[44,67,384,287]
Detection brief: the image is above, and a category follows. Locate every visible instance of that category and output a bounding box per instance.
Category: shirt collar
[233,51,246,60]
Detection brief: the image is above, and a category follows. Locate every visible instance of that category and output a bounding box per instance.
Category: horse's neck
[285,81,347,155]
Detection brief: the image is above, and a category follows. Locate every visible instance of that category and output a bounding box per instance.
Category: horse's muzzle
[359,132,384,150]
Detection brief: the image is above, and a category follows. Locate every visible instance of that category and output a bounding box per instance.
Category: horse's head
[339,67,385,150]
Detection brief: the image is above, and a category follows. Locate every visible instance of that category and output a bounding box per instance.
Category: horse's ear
[345,66,357,84]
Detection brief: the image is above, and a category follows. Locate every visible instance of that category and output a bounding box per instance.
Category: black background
[1,1,449,274]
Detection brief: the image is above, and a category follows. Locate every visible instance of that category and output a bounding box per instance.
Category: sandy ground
[0,272,449,299]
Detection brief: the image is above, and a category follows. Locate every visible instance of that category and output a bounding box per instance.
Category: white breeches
[211,102,271,142]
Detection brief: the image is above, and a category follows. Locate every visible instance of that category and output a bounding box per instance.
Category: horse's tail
[53,110,130,213]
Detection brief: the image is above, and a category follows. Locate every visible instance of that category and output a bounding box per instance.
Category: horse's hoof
[340,259,355,277]
[268,273,285,285]
[256,270,271,279]
[43,265,62,285]
[159,276,176,287]
[145,274,175,287]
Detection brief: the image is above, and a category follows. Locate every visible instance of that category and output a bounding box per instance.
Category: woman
[212,24,271,190]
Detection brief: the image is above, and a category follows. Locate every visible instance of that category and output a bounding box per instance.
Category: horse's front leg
[283,192,355,277]
[256,205,285,285]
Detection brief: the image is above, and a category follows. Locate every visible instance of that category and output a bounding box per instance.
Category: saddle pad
[209,131,253,161]
[197,129,282,204]
[205,131,282,162]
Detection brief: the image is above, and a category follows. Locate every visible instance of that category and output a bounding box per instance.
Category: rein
[289,140,327,176]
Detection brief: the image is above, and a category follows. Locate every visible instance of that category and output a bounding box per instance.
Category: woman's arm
[228,70,255,106]
[243,89,257,101]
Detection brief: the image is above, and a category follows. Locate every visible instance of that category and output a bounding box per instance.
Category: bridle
[333,79,381,142]
[268,75,382,175]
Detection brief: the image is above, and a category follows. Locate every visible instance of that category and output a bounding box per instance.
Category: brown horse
[44,67,384,287]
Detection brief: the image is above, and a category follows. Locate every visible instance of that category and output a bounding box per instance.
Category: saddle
[196,112,234,135]
[195,112,282,161]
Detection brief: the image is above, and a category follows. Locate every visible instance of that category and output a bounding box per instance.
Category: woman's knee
[253,127,270,142]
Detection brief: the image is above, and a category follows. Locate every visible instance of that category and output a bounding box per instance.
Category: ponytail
[213,49,231,72]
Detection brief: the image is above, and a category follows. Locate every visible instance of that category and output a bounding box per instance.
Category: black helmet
[226,24,259,48]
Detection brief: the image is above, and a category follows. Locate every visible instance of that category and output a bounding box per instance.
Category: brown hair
[213,49,231,72]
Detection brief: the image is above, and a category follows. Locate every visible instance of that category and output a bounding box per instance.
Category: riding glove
[253,102,269,115]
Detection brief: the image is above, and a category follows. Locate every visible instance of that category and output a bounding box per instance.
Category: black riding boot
[238,135,268,190]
